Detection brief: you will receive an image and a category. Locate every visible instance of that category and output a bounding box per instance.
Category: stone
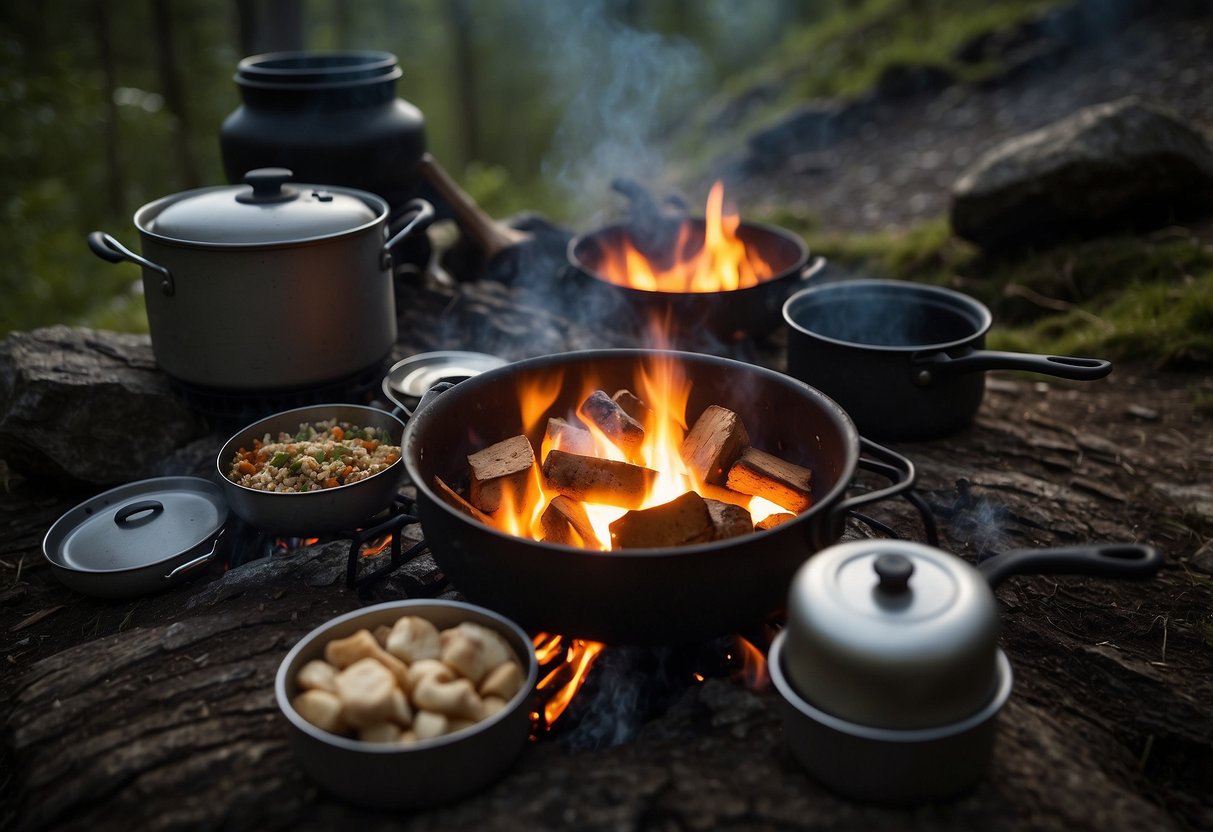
[744,99,866,171]
[950,97,1213,250]
[0,326,206,487]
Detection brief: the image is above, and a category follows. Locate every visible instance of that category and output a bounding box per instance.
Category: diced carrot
[324,477,339,489]
[342,466,354,478]
[383,452,399,464]
[237,460,257,476]
[331,426,344,441]
[363,439,379,451]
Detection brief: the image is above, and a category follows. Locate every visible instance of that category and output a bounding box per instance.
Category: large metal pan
[403,348,917,645]
[216,404,406,536]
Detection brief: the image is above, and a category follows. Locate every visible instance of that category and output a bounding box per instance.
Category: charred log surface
[1,300,1212,831]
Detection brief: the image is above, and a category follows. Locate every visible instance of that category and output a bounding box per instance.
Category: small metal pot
[41,477,228,599]
[89,168,434,391]
[275,599,538,809]
[216,403,406,536]
[769,539,1162,803]
[782,279,1112,440]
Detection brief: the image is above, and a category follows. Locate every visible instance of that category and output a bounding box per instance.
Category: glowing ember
[593,182,775,293]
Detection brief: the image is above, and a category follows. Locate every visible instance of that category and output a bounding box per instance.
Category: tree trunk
[93,0,125,217]
[151,0,200,189]
[447,0,481,165]
[233,0,305,57]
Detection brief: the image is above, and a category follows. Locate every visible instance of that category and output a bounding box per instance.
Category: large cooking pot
[783,279,1112,440]
[403,348,917,645]
[566,221,824,344]
[88,168,434,391]
[769,538,1162,802]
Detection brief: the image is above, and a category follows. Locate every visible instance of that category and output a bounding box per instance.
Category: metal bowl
[768,628,1013,804]
[274,599,538,809]
[216,403,406,535]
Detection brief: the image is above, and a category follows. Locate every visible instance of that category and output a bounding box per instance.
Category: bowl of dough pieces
[274,599,538,808]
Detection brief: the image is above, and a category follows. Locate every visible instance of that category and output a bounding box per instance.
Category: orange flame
[594,182,775,293]
[504,352,794,548]
[530,633,606,729]
[361,535,393,558]
[727,636,769,691]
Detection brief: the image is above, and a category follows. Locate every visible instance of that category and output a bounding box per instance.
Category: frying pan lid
[43,476,228,575]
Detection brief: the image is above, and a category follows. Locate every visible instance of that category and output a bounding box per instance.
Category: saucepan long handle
[978,543,1162,588]
[917,349,1112,381]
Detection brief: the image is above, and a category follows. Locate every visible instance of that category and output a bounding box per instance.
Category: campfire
[433,350,812,550]
[591,182,778,293]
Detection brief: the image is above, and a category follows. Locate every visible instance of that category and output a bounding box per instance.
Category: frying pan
[403,348,917,645]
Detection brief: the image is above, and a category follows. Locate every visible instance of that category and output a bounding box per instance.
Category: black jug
[219,51,427,220]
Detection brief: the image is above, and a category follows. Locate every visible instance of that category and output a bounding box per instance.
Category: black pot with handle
[782,279,1112,440]
[88,168,434,391]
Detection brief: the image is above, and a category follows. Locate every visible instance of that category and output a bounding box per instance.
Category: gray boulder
[951,97,1213,250]
[0,326,206,487]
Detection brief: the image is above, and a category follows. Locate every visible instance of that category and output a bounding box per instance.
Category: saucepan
[782,279,1112,440]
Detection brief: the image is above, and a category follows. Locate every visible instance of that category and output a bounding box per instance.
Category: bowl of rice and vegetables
[217,404,407,535]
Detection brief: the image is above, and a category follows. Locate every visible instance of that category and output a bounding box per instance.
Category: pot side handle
[977,543,1162,588]
[163,529,226,582]
[836,437,916,513]
[381,199,436,271]
[917,349,1111,381]
[798,256,827,281]
[87,231,175,296]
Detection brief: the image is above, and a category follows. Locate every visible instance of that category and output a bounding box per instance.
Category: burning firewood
[544,416,594,457]
[611,388,652,423]
[541,449,657,509]
[705,498,754,540]
[756,512,797,530]
[681,405,750,484]
[726,447,813,513]
[578,390,645,461]
[434,475,493,525]
[540,495,598,547]
[468,434,536,513]
[609,491,716,549]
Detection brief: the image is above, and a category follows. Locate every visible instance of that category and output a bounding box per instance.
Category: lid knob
[237,168,298,204]
[873,553,914,594]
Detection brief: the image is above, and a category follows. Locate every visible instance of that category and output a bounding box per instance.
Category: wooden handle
[418,153,527,259]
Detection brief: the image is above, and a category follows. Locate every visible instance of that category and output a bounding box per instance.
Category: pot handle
[163,529,226,582]
[798,256,827,281]
[977,543,1162,588]
[836,437,916,514]
[114,499,164,525]
[914,349,1111,383]
[381,198,437,270]
[87,231,175,296]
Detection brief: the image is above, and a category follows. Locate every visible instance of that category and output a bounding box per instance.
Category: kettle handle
[977,543,1162,588]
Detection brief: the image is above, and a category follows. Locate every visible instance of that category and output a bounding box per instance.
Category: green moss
[766,213,1213,370]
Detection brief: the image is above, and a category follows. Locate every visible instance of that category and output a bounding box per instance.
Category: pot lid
[44,476,228,575]
[145,168,383,244]
[782,539,1002,729]
[382,351,507,415]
